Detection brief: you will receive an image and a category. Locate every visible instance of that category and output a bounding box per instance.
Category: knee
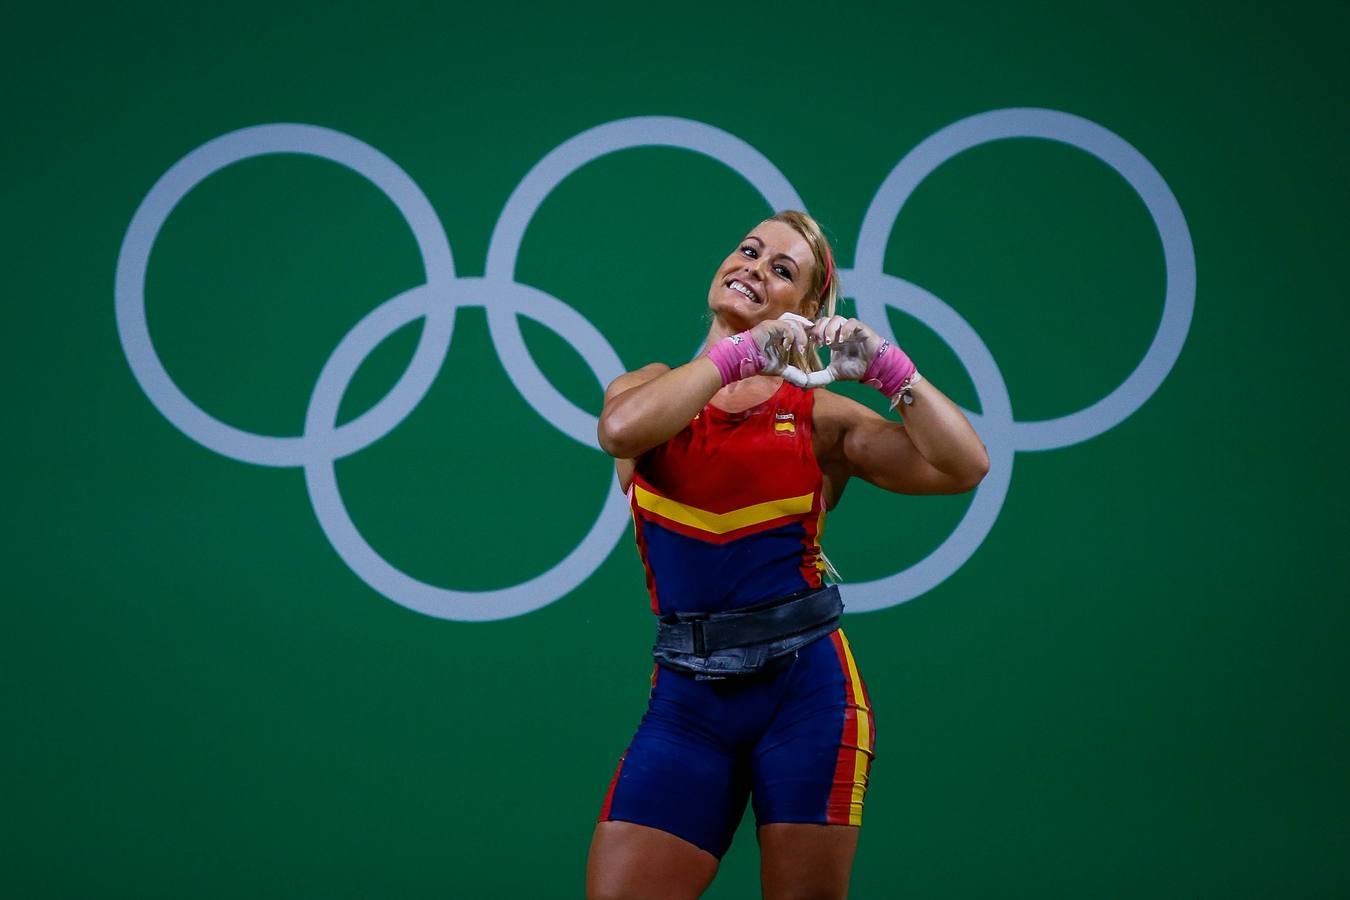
[587,874,685,900]
[585,884,625,900]
[763,890,848,900]
[585,869,640,900]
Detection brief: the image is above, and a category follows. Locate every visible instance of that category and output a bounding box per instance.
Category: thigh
[598,668,754,859]
[757,823,859,900]
[587,821,719,900]
[751,630,876,828]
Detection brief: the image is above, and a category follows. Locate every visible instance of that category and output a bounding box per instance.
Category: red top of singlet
[629,381,828,616]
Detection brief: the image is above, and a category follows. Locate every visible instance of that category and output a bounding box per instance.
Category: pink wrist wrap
[862,340,917,397]
[705,331,766,385]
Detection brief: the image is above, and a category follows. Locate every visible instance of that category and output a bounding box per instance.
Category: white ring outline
[483,117,804,448]
[855,108,1196,451]
[838,269,1016,612]
[113,110,1195,619]
[302,280,631,620]
[115,124,459,467]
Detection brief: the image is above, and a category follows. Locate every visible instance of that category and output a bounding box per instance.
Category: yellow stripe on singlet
[632,484,815,535]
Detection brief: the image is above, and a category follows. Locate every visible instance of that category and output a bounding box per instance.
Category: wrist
[888,370,924,409]
[705,331,766,385]
[861,340,917,397]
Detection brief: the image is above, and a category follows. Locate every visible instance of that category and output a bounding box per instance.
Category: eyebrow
[744,234,802,273]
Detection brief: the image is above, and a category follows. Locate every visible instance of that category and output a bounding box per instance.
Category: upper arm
[603,363,671,492]
[604,362,673,404]
[815,390,978,497]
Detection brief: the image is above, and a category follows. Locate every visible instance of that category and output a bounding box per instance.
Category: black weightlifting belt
[652,585,843,680]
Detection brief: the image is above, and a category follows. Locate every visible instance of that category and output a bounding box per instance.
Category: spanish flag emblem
[774,411,796,435]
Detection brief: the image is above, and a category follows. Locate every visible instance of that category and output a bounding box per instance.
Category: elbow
[952,446,991,493]
[597,363,671,459]
[597,409,644,460]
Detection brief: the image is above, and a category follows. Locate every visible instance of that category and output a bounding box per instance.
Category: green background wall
[5,1,1347,896]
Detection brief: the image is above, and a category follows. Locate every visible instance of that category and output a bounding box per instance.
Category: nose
[744,255,770,282]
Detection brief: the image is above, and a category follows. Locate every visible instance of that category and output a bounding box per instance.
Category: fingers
[806,317,831,345]
[758,315,880,368]
[752,318,809,362]
[808,315,872,348]
[771,318,809,354]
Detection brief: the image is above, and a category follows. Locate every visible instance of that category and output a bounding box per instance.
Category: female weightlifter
[588,210,989,899]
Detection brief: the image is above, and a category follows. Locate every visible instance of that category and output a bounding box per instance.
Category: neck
[703,316,782,406]
[703,313,748,351]
[704,326,730,352]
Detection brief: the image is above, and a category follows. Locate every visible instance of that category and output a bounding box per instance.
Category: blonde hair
[769,210,840,374]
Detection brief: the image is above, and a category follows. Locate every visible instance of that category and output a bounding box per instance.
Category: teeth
[730,280,758,302]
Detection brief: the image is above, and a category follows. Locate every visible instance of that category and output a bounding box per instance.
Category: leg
[589,666,761,897]
[587,820,720,900]
[758,823,859,900]
[751,631,876,899]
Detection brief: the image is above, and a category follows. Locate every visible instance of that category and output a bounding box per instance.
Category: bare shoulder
[811,386,886,421]
[810,387,896,498]
[605,362,672,400]
[811,386,889,445]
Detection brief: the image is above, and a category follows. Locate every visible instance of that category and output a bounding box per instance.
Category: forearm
[597,358,724,459]
[894,381,989,486]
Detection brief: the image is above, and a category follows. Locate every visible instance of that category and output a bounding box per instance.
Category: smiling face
[707,218,820,330]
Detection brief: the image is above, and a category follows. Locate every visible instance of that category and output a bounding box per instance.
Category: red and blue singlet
[599,381,877,859]
[629,379,828,615]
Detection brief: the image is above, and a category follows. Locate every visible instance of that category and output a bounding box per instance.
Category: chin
[710,301,761,331]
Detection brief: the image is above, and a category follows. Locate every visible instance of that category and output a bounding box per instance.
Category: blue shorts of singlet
[598,629,876,859]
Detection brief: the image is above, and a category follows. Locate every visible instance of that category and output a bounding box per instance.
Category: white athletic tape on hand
[780,312,880,388]
[783,368,837,388]
[776,312,836,387]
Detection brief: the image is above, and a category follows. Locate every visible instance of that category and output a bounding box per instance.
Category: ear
[800,296,820,320]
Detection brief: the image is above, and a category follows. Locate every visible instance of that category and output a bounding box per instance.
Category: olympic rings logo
[114,109,1194,621]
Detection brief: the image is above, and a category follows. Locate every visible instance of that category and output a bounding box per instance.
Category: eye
[774,264,793,280]
[740,244,758,258]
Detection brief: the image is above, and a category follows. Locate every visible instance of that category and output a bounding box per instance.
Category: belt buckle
[691,619,707,656]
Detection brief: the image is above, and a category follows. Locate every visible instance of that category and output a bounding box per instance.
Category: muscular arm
[599,317,810,463]
[597,359,723,461]
[815,382,989,501]
[601,362,676,491]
